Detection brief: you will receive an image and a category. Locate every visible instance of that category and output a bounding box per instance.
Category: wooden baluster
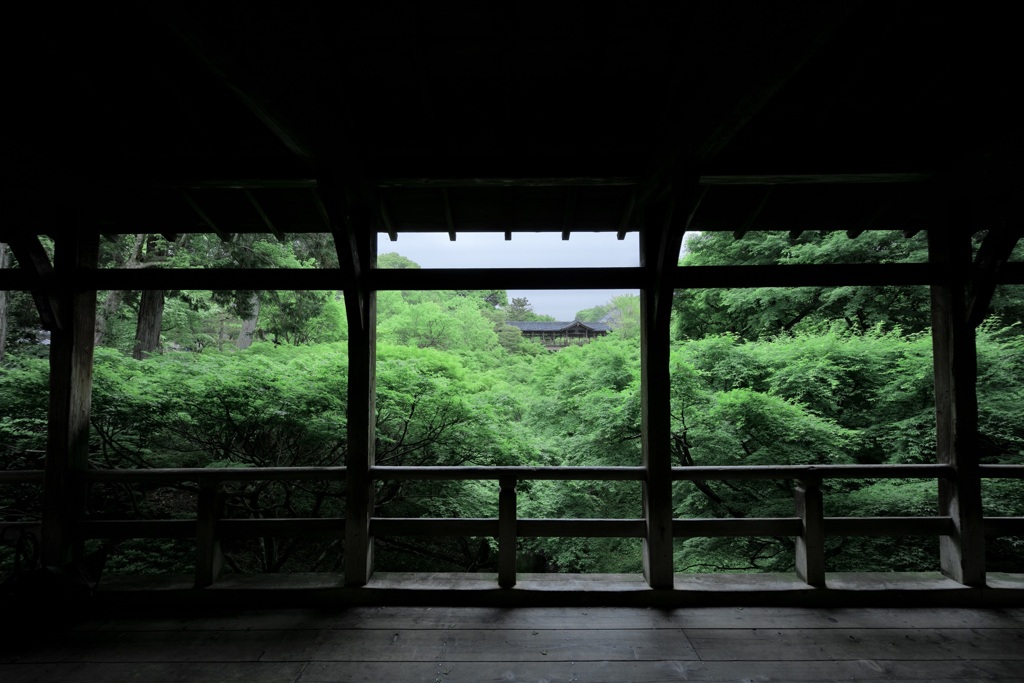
[498,477,517,587]
[794,476,825,587]
[195,476,224,587]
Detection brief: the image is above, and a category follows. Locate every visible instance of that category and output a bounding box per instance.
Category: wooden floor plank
[441,628,699,662]
[686,627,1024,661]
[73,605,1024,632]
[0,661,307,683]
[4,606,1024,682]
[293,658,1024,683]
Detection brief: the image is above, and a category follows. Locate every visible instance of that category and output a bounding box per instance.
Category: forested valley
[2,231,1023,578]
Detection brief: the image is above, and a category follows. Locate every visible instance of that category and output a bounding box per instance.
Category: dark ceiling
[3,2,1021,242]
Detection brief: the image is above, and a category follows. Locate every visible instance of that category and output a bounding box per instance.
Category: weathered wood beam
[929,227,985,587]
[498,478,516,588]
[794,477,825,586]
[967,226,1024,328]
[561,187,577,241]
[244,189,285,242]
[183,191,231,242]
[699,172,936,186]
[150,3,316,161]
[41,231,99,565]
[736,186,773,238]
[321,178,378,587]
[639,178,705,588]
[641,5,857,203]
[376,177,636,188]
[616,190,636,240]
[6,234,63,331]
[443,188,456,241]
[379,196,398,242]
[22,261,1024,295]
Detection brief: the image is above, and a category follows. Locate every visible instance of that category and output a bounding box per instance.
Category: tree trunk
[95,234,146,346]
[0,242,9,361]
[236,293,261,349]
[132,289,165,359]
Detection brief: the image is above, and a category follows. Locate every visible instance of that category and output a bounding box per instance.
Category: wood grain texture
[3,606,1023,682]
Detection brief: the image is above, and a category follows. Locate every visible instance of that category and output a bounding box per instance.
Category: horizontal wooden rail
[371,466,646,481]
[8,262,1024,293]
[0,470,45,484]
[979,465,1024,478]
[8,463,1020,590]
[83,467,345,484]
[219,518,343,539]
[671,464,955,481]
[674,518,803,537]
[517,519,646,538]
[983,517,1024,536]
[824,516,954,537]
[373,518,499,537]
[77,519,197,539]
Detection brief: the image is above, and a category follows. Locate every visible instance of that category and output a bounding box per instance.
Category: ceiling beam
[150,4,317,161]
[699,172,936,186]
[376,177,636,189]
[640,4,860,204]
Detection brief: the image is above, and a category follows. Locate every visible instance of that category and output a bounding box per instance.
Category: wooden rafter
[443,188,456,241]
[6,235,62,331]
[244,189,285,241]
[616,190,636,240]
[183,191,230,242]
[641,5,858,203]
[561,187,577,241]
[380,196,398,242]
[968,227,1024,328]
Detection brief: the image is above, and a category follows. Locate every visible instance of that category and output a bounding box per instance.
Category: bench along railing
[3,463,1024,588]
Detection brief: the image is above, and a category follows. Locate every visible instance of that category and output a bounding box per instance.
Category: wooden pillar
[41,231,99,566]
[639,186,697,589]
[195,476,225,587]
[794,477,825,586]
[928,228,985,586]
[331,197,378,587]
[498,477,517,587]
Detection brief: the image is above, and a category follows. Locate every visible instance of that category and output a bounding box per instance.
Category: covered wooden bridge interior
[3,2,1024,676]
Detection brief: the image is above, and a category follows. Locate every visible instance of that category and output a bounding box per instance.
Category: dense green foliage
[2,230,1022,577]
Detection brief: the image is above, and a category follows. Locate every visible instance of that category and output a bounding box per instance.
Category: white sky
[380,232,642,320]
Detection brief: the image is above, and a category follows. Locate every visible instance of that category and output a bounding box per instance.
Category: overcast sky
[379,232,642,320]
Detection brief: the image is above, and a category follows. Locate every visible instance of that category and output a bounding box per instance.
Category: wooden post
[40,231,99,566]
[195,476,224,587]
[794,477,825,586]
[329,193,378,587]
[639,186,698,589]
[929,228,985,586]
[498,477,517,587]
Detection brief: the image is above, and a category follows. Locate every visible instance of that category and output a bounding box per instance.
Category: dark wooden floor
[2,605,1023,682]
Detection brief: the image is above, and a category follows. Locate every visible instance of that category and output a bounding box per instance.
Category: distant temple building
[505,320,611,349]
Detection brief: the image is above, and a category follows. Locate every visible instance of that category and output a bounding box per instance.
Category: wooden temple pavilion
[2,0,1024,637]
[506,320,611,349]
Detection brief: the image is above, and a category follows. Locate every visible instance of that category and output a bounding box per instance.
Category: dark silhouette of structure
[1,3,1022,610]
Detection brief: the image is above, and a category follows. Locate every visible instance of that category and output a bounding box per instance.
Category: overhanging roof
[2,3,1021,244]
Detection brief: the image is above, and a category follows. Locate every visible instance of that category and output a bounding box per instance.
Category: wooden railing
[3,463,1024,588]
